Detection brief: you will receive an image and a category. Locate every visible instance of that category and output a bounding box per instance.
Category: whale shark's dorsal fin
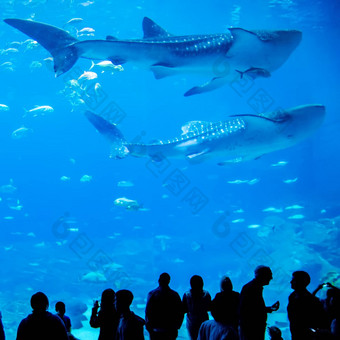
[142,17,172,39]
[106,35,118,41]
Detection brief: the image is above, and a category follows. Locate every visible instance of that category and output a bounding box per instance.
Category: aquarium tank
[0,0,339,339]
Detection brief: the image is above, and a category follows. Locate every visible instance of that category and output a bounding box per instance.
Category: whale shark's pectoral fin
[184,77,228,97]
[149,152,166,162]
[185,149,210,163]
[150,63,177,79]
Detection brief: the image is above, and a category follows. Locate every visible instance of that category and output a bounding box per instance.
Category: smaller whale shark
[84,104,325,165]
[4,17,301,96]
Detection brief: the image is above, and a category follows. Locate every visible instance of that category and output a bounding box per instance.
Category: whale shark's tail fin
[84,111,129,159]
[4,18,79,76]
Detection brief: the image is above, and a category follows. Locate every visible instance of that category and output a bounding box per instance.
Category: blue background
[0,0,339,338]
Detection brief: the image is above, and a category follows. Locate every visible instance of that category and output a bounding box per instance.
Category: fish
[0,180,17,194]
[9,201,23,211]
[30,61,43,69]
[283,178,298,183]
[262,207,283,213]
[67,228,79,232]
[0,104,10,111]
[43,57,54,71]
[0,47,19,55]
[84,104,325,165]
[4,17,302,96]
[288,214,305,219]
[25,105,54,117]
[271,160,289,167]
[227,179,249,184]
[248,224,261,229]
[24,39,39,50]
[65,18,84,26]
[77,27,95,37]
[80,1,94,7]
[191,241,202,252]
[11,127,33,139]
[0,61,14,71]
[81,271,107,283]
[231,218,245,223]
[117,180,134,187]
[89,60,124,73]
[228,178,259,184]
[114,197,140,210]
[248,178,259,185]
[285,204,304,210]
[78,71,97,81]
[80,175,92,182]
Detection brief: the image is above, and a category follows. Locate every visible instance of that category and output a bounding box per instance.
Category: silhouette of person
[0,311,5,340]
[145,272,184,340]
[182,275,211,340]
[313,282,339,328]
[267,326,283,340]
[239,266,279,340]
[197,319,239,340]
[211,276,240,331]
[115,289,145,340]
[90,288,119,340]
[330,288,340,338]
[55,301,78,340]
[16,292,68,340]
[287,271,327,340]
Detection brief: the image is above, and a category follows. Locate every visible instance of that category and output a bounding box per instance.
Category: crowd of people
[1,266,339,340]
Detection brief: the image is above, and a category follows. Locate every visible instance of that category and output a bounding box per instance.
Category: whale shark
[4,17,302,96]
[84,104,325,165]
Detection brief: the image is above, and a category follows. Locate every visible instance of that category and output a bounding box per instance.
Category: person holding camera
[90,289,119,340]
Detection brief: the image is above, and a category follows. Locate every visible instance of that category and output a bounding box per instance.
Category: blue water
[0,0,339,339]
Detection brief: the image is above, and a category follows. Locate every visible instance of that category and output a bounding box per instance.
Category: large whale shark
[84,105,325,165]
[4,17,302,96]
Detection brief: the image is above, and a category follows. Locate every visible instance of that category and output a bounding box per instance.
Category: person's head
[158,272,170,287]
[115,290,133,314]
[100,288,115,309]
[55,301,66,315]
[255,265,273,286]
[220,276,233,292]
[290,271,310,291]
[31,292,49,312]
[190,275,204,292]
